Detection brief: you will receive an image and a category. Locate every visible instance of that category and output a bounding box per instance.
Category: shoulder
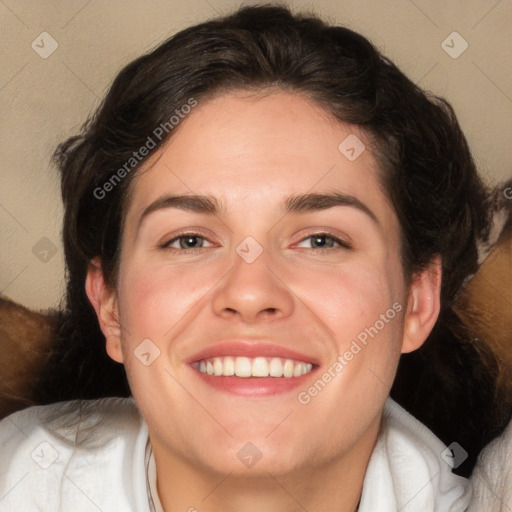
[0,397,150,512]
[468,417,512,511]
[359,397,472,512]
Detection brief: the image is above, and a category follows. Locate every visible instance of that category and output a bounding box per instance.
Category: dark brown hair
[38,4,509,477]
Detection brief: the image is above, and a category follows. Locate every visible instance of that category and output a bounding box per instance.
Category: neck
[151,417,380,512]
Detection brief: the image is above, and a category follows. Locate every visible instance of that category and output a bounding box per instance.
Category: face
[88,89,440,478]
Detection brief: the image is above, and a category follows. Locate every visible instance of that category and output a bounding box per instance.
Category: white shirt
[468,415,512,511]
[0,396,471,511]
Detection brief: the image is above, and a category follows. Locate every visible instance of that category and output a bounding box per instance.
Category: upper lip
[187,340,320,365]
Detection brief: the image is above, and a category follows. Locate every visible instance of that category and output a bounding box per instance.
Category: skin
[86,90,441,512]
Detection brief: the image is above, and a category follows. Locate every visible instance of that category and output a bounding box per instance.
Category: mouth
[188,342,319,396]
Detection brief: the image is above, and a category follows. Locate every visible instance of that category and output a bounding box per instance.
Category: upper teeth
[197,356,313,378]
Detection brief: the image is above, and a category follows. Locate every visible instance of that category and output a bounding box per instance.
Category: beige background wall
[1,0,511,311]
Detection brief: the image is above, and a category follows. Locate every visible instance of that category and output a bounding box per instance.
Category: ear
[401,256,442,354]
[85,257,124,363]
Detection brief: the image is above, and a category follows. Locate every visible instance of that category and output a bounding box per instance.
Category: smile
[195,356,314,378]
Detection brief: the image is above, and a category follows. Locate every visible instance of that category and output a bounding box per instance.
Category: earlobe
[401,257,442,354]
[85,257,124,363]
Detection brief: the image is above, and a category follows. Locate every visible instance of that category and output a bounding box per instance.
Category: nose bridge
[211,237,294,322]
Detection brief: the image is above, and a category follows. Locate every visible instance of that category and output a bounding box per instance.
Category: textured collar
[358,398,471,511]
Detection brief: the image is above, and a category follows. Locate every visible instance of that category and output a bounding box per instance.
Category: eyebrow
[282,192,378,224]
[137,195,220,229]
[137,192,379,230]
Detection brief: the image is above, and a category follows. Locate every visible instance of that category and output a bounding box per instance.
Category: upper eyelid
[288,228,351,247]
[158,226,217,245]
[294,233,351,249]
[161,232,216,248]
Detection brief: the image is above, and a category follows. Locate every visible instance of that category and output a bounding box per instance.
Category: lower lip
[192,368,317,396]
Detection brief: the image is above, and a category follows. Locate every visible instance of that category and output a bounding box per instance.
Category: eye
[160,233,214,251]
[295,233,351,251]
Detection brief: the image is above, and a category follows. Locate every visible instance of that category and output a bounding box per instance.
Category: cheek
[118,260,203,328]
[294,257,404,337]
[114,259,218,406]
[294,258,406,391]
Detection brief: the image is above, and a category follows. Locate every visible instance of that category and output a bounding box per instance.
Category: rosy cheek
[316,265,390,311]
[118,260,211,339]
[117,265,164,337]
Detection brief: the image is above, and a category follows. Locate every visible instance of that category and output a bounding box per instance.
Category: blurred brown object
[456,217,512,406]
[0,297,57,418]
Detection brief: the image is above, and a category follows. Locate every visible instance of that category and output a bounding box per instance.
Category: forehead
[124,90,396,230]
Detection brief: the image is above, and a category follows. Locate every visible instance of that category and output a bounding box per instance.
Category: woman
[0,5,508,511]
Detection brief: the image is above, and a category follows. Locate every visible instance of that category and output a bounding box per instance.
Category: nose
[211,245,295,324]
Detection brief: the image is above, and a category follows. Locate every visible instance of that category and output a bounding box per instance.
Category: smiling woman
[0,4,509,512]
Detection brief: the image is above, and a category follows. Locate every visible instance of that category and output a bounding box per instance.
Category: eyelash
[296,233,352,251]
[160,233,216,252]
[159,232,352,253]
